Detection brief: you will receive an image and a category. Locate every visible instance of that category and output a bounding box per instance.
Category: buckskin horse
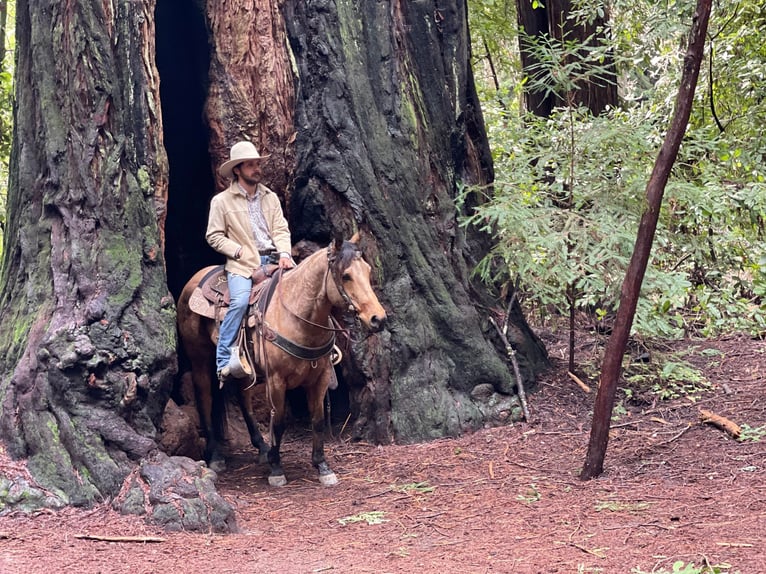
[176,234,387,486]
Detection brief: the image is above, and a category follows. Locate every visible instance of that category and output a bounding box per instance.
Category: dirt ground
[1,334,764,573]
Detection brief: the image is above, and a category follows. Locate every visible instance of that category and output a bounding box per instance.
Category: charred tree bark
[517,0,553,117]
[0,1,175,505]
[281,0,548,441]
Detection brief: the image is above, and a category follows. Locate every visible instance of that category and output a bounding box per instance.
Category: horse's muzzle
[368,313,387,332]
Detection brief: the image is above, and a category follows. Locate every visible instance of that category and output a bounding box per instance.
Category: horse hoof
[319,472,338,486]
[268,474,287,487]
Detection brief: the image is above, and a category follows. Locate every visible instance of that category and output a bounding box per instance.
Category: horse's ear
[332,234,344,252]
[349,232,360,245]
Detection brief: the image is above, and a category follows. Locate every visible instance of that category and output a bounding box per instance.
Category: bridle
[327,245,362,316]
[276,244,360,335]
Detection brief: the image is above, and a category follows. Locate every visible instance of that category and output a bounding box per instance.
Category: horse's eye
[342,273,352,282]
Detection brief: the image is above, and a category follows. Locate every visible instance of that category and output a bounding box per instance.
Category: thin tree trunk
[581,0,712,480]
[0,1,7,73]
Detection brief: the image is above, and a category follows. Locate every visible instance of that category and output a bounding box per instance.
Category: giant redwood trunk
[0,1,175,506]
[0,0,548,520]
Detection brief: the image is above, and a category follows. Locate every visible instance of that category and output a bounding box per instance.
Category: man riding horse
[206,141,295,386]
[178,141,388,485]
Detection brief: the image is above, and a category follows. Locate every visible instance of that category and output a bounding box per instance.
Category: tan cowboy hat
[218,141,270,179]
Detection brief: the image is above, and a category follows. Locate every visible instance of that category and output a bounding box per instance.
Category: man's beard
[239,173,259,187]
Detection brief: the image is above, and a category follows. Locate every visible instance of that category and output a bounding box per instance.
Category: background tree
[0,0,548,522]
[0,0,12,233]
[582,0,712,479]
[517,0,618,117]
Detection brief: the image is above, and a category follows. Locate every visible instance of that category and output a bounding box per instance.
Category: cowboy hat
[218,141,270,179]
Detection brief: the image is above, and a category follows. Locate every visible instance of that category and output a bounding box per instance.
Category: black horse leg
[311,417,337,486]
[237,385,269,463]
[193,365,227,472]
[208,368,229,472]
[308,374,338,486]
[267,420,287,486]
[266,386,287,486]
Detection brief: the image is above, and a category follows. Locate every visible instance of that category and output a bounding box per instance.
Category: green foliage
[737,424,766,443]
[623,354,711,402]
[516,483,542,503]
[390,481,435,494]
[468,0,523,110]
[521,28,619,104]
[632,560,737,574]
[337,511,387,526]
[463,0,766,341]
[594,500,650,512]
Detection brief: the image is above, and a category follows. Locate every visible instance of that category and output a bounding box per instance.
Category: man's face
[235,160,262,185]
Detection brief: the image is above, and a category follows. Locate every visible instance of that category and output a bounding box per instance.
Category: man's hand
[278,254,295,269]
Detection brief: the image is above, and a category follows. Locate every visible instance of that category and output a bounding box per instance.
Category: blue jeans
[216,272,252,373]
[216,257,271,373]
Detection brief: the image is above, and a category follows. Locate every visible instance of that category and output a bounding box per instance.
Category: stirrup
[227,344,253,378]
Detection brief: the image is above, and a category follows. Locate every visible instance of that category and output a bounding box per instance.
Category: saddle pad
[188,287,221,320]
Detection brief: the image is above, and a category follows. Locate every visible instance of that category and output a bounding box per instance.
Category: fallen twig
[699,409,741,438]
[567,371,591,393]
[556,541,607,558]
[655,423,693,446]
[74,534,165,543]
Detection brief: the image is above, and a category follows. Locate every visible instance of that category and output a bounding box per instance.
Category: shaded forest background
[0,1,763,379]
[0,0,763,520]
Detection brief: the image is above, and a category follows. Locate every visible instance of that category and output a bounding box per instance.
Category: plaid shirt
[240,183,276,252]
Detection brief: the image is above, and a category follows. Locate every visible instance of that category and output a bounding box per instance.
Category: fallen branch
[699,409,741,439]
[74,534,165,543]
[489,316,531,423]
[567,371,591,393]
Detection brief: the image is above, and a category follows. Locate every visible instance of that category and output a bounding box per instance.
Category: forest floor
[0,332,764,574]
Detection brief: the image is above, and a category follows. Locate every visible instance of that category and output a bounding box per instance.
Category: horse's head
[328,234,387,332]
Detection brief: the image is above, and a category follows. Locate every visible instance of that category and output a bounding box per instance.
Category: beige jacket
[205,182,292,277]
